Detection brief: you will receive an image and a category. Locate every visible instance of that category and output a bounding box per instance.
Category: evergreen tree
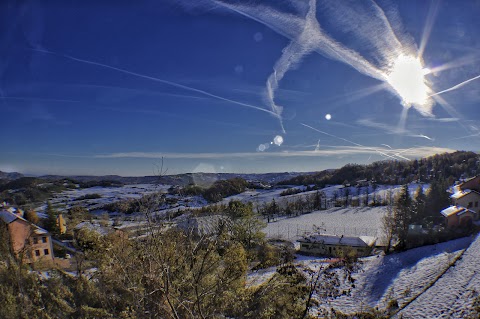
[44,201,59,235]
[412,185,427,223]
[425,179,451,222]
[394,184,412,249]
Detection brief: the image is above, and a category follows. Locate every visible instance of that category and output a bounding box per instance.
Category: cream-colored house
[451,190,480,217]
[0,210,54,263]
[298,234,376,257]
[440,205,476,228]
[458,175,480,193]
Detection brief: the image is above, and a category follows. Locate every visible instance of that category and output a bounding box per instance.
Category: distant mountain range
[2,150,478,188]
[0,171,24,181]
[0,171,308,186]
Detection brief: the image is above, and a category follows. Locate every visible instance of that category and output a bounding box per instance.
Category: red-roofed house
[0,210,54,263]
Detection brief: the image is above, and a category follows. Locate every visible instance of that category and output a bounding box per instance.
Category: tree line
[280,151,479,187]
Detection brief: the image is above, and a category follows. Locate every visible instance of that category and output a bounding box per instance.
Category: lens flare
[386,55,430,107]
[273,135,284,146]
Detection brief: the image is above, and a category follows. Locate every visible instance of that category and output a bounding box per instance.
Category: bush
[280,188,302,196]
[75,193,102,201]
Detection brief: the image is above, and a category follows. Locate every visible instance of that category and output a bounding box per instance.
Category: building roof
[298,234,376,247]
[0,209,50,235]
[0,210,18,224]
[440,206,476,218]
[451,189,480,200]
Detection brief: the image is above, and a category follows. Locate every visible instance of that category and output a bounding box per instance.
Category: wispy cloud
[31,48,281,121]
[426,117,459,123]
[210,0,438,116]
[94,146,455,160]
[357,118,434,140]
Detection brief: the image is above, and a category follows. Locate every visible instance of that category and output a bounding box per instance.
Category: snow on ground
[264,207,386,241]
[247,266,277,288]
[246,236,476,317]
[396,233,480,318]
[49,184,164,211]
[223,183,428,209]
[221,187,300,205]
[319,236,472,315]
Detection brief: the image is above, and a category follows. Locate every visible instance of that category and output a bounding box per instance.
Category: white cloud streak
[94,146,455,160]
[211,0,435,117]
[31,48,281,119]
[429,74,480,97]
[357,118,434,140]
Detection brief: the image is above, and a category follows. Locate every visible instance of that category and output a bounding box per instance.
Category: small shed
[298,234,376,257]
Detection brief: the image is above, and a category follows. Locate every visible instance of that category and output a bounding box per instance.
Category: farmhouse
[440,205,476,228]
[298,234,376,257]
[0,210,54,263]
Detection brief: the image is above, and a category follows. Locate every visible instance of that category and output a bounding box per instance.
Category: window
[468,202,473,208]
[44,249,49,255]
[475,201,478,208]
[35,250,40,257]
[33,237,38,244]
[42,237,47,243]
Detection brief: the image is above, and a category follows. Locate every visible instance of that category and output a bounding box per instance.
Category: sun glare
[386,55,430,107]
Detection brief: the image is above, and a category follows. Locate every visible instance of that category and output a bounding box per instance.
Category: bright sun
[386,55,430,107]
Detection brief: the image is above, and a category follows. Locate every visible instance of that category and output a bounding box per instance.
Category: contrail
[301,123,401,160]
[381,144,392,149]
[414,134,434,141]
[213,0,386,119]
[31,47,285,131]
[430,74,480,97]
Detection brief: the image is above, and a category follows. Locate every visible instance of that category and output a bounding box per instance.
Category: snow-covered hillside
[396,233,480,318]
[289,234,480,317]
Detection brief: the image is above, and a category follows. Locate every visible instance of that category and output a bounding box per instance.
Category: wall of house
[446,215,459,228]
[459,213,474,227]
[7,220,54,263]
[455,193,480,216]
[7,219,31,254]
[29,234,54,262]
[460,176,480,192]
[299,242,372,257]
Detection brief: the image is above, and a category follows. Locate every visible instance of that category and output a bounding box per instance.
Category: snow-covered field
[49,184,164,211]
[264,207,387,241]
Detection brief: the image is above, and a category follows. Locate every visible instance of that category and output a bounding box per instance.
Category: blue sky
[1,0,479,176]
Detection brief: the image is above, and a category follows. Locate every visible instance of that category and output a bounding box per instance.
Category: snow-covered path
[396,233,480,318]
